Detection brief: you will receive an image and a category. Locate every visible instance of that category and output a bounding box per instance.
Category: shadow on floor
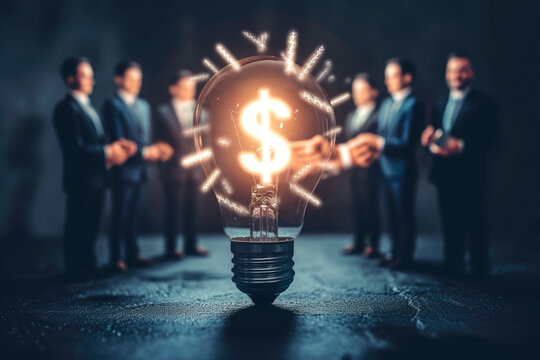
[216,305,296,360]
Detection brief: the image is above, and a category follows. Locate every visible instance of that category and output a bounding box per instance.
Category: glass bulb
[193,55,335,304]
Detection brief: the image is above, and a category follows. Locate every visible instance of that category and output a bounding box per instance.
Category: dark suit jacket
[102,94,152,186]
[344,106,380,181]
[52,94,108,192]
[153,101,205,183]
[377,93,424,180]
[429,89,496,188]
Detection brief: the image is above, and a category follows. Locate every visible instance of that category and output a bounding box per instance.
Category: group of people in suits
[54,52,495,282]
[53,57,207,281]
[309,53,496,278]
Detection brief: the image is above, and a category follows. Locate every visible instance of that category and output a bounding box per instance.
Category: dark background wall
[1,0,539,246]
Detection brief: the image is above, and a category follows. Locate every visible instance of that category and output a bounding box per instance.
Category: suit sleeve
[382,101,424,158]
[53,102,105,168]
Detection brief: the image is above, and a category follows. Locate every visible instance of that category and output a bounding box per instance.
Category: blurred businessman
[53,56,136,281]
[348,58,424,269]
[337,74,381,257]
[421,53,496,278]
[102,61,173,272]
[154,70,208,258]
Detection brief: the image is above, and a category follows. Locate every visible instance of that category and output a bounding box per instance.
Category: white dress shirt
[118,89,136,106]
[349,101,376,135]
[172,99,195,130]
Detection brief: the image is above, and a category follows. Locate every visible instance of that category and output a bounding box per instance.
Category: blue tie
[442,98,460,132]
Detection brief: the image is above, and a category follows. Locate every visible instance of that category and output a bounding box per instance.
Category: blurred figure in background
[348,58,424,270]
[337,73,381,257]
[53,56,136,281]
[421,53,496,279]
[102,61,173,273]
[154,70,208,258]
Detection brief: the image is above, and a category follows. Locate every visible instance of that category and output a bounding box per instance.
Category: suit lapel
[68,94,101,140]
[358,108,377,133]
[166,101,182,132]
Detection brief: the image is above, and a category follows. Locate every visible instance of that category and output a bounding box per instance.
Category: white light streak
[215,43,240,71]
[284,30,297,75]
[216,194,249,216]
[330,92,351,107]
[315,60,333,82]
[202,58,220,74]
[190,73,211,83]
[221,177,234,195]
[298,45,325,80]
[292,163,312,182]
[181,148,212,168]
[242,30,269,53]
[201,168,221,193]
[323,126,342,137]
[216,137,231,147]
[289,182,322,207]
[182,124,210,137]
[299,90,333,114]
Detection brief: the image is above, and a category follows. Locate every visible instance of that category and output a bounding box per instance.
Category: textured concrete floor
[1,234,539,359]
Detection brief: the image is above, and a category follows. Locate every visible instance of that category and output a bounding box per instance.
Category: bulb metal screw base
[231,238,295,305]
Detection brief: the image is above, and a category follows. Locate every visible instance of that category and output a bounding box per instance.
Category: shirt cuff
[376,136,385,151]
[338,144,352,169]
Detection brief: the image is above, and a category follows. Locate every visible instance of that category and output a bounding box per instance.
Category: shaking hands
[289,132,383,173]
[345,133,383,168]
[105,138,137,169]
[105,139,175,168]
[289,135,331,170]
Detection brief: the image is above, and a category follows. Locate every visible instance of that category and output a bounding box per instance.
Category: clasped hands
[105,139,174,168]
[289,133,382,172]
[421,125,463,156]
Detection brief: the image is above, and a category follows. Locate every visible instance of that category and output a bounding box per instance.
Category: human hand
[429,136,464,157]
[289,135,331,171]
[105,140,129,168]
[142,144,163,162]
[347,133,382,168]
[118,138,138,158]
[154,142,174,162]
[421,125,437,146]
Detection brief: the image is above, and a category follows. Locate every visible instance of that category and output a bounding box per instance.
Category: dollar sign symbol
[240,89,291,183]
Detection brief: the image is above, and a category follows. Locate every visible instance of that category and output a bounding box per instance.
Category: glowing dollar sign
[240,89,291,183]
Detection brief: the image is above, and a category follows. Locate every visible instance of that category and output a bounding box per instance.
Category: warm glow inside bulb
[239,88,291,184]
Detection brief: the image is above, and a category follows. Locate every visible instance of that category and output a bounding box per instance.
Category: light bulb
[193,55,336,304]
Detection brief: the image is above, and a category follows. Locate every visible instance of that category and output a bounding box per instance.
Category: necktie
[442,98,459,132]
[381,99,397,132]
[129,102,144,138]
[85,102,104,137]
[349,109,362,134]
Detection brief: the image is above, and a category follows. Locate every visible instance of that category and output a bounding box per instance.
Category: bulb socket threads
[230,238,295,305]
